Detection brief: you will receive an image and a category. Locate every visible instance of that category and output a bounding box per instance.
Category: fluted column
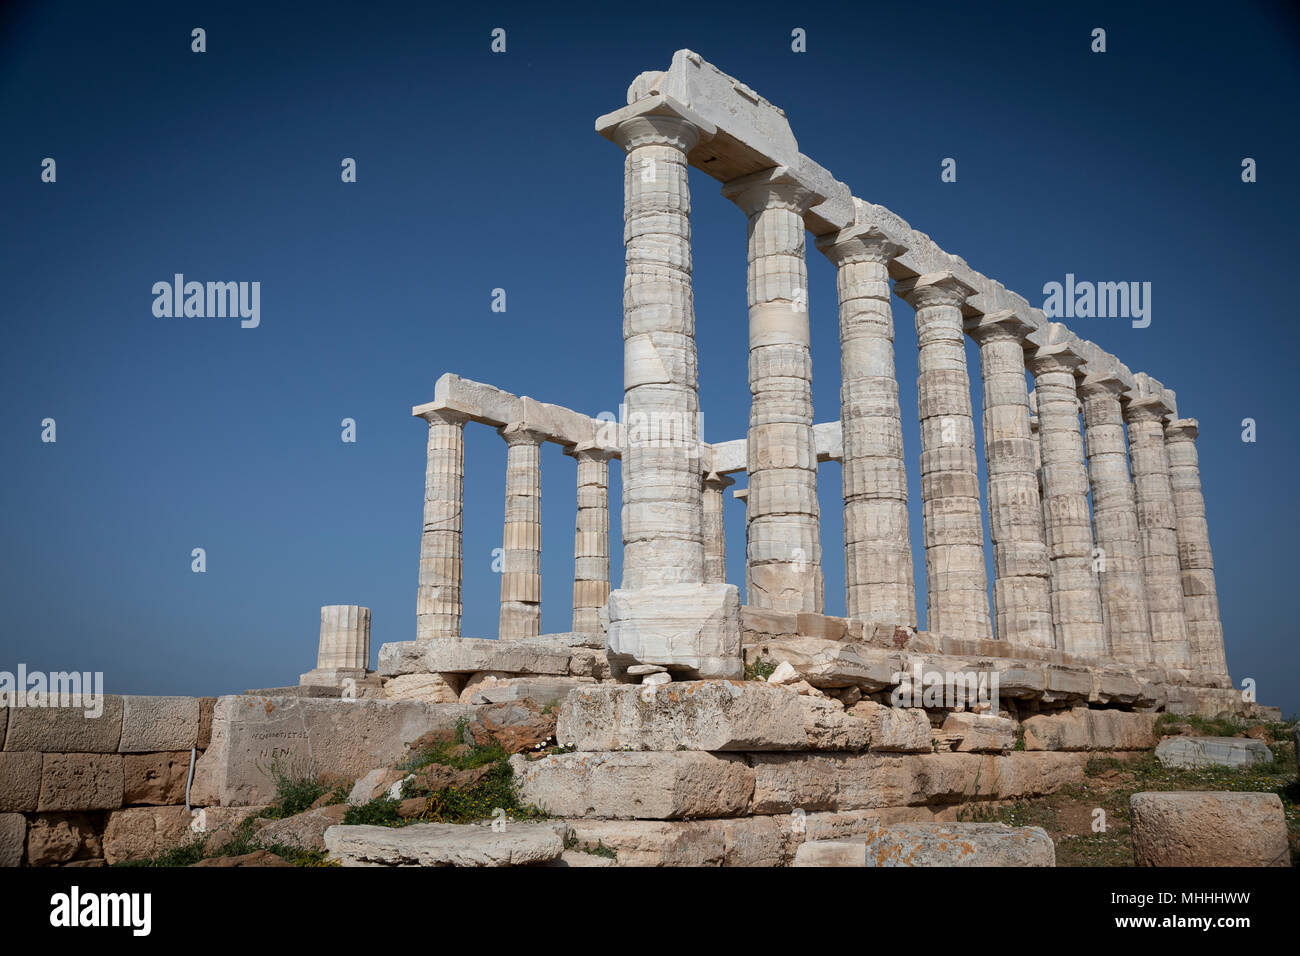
[416,402,472,641]
[895,272,991,641]
[815,224,916,626]
[702,471,734,585]
[568,442,615,634]
[1123,393,1193,673]
[966,311,1052,648]
[498,422,546,639]
[596,95,741,679]
[1078,373,1153,665]
[722,167,824,613]
[301,605,369,686]
[1164,418,1230,685]
[1027,341,1107,659]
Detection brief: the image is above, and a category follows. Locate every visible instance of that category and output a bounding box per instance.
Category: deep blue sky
[3,1,1296,715]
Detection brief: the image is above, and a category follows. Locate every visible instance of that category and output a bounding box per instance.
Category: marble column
[416,402,472,641]
[596,95,741,679]
[1027,341,1107,659]
[702,470,734,585]
[815,225,916,626]
[966,311,1053,648]
[300,605,369,686]
[722,167,824,613]
[733,485,751,599]
[1164,418,1230,685]
[1078,372,1153,665]
[1123,392,1193,673]
[567,442,614,634]
[498,422,546,639]
[895,272,991,642]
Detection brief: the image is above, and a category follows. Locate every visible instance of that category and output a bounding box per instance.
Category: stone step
[324,821,569,866]
[793,823,1055,867]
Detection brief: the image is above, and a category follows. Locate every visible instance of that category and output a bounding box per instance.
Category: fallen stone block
[383,673,462,704]
[848,701,932,752]
[463,698,557,753]
[792,840,867,866]
[515,632,605,650]
[119,696,200,752]
[748,639,901,691]
[1130,791,1289,867]
[191,695,476,807]
[39,753,123,811]
[606,583,743,679]
[0,812,26,866]
[123,751,192,805]
[102,806,195,865]
[941,712,1016,752]
[461,675,594,707]
[566,648,611,680]
[255,804,348,853]
[1154,735,1272,769]
[1023,708,1157,751]
[423,638,572,676]
[858,822,1055,866]
[325,821,566,866]
[510,751,754,819]
[558,680,812,752]
[3,697,124,753]
[0,751,42,811]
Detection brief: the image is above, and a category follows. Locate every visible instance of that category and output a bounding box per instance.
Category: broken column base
[298,667,368,689]
[606,582,743,679]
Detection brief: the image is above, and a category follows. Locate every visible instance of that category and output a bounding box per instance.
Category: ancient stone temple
[395,49,1233,698]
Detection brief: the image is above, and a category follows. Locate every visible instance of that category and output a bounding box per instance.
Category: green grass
[744,658,778,682]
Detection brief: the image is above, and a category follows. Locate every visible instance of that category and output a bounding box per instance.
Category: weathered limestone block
[740,607,799,645]
[24,812,101,865]
[748,639,901,690]
[941,712,1016,752]
[376,641,425,676]
[39,753,123,811]
[0,813,26,866]
[119,696,200,752]
[792,839,867,866]
[515,632,606,649]
[1129,792,1289,867]
[254,804,348,853]
[1154,736,1272,769]
[606,583,743,679]
[102,806,195,865]
[567,819,726,866]
[382,673,462,704]
[1043,664,1093,701]
[509,751,754,819]
[1022,709,1157,751]
[847,701,932,752]
[424,638,571,675]
[123,751,192,805]
[749,753,840,813]
[0,751,42,811]
[3,697,124,753]
[858,823,1055,867]
[566,647,611,680]
[835,752,1085,811]
[459,676,595,707]
[191,695,476,807]
[325,821,567,867]
[558,680,861,752]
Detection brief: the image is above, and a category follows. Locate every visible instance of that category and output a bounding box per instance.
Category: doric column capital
[721,165,823,216]
[1077,370,1128,400]
[1164,418,1200,442]
[565,440,618,463]
[893,271,976,309]
[1026,341,1086,377]
[963,308,1036,345]
[414,398,475,427]
[498,421,549,447]
[1122,393,1174,423]
[813,223,908,267]
[597,94,716,154]
[702,470,736,491]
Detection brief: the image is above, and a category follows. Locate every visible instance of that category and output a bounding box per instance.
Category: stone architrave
[894,272,991,641]
[722,166,824,614]
[816,222,916,627]
[701,471,735,585]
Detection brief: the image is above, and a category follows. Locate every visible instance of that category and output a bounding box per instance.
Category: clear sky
[2,0,1296,715]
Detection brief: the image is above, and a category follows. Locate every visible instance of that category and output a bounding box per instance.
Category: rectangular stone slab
[4,697,123,753]
[1023,709,1157,751]
[377,638,571,677]
[191,695,476,806]
[509,751,754,820]
[1153,736,1272,769]
[325,821,568,867]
